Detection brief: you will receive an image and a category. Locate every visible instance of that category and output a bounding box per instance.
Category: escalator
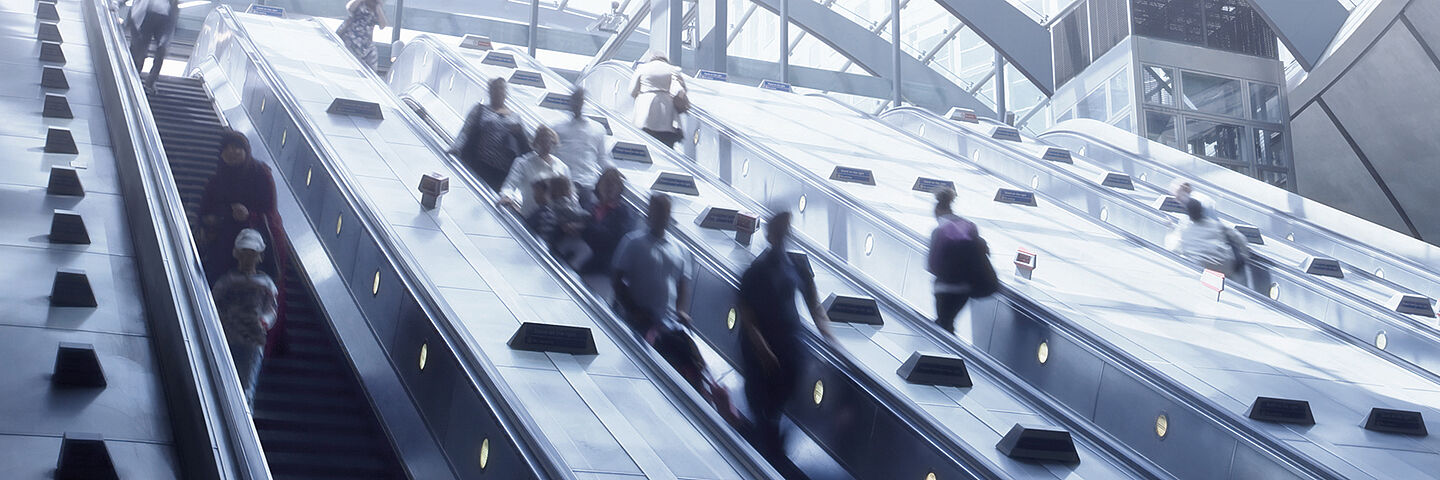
[147,75,406,480]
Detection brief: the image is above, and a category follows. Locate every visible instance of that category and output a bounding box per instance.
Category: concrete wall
[1289,0,1440,242]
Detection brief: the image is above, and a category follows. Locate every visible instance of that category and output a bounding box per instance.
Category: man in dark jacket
[128,0,178,93]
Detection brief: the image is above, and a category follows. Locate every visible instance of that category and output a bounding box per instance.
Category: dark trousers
[467,158,511,191]
[644,128,682,148]
[935,293,970,333]
[129,12,173,87]
[742,347,806,479]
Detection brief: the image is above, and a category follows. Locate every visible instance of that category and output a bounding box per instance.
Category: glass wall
[1139,63,1291,188]
[1131,0,1278,58]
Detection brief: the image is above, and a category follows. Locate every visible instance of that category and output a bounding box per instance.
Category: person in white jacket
[629,52,686,147]
[551,88,610,203]
[1166,198,1248,277]
[500,126,576,217]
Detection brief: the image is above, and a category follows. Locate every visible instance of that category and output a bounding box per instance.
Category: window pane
[1145,111,1178,147]
[1109,70,1131,116]
[1181,71,1244,117]
[1142,66,1176,106]
[1132,0,1203,45]
[1202,0,1279,58]
[1254,128,1287,167]
[1078,88,1107,120]
[1250,83,1282,122]
[1057,109,1075,123]
[1184,118,1243,160]
[1111,114,1132,132]
[1261,169,1289,188]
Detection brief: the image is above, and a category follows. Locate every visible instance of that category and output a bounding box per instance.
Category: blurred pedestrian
[454,78,531,190]
[336,0,388,71]
[926,188,998,333]
[552,88,611,204]
[211,229,279,408]
[198,130,289,352]
[580,168,636,274]
[127,0,177,93]
[737,211,833,477]
[629,51,688,148]
[500,125,574,216]
[1166,198,1249,277]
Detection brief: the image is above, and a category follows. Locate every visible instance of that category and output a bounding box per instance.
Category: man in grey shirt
[612,193,693,336]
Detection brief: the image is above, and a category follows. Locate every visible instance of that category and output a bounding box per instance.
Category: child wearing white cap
[211,228,279,408]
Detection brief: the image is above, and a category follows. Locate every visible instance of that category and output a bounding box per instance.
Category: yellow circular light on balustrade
[419,343,429,371]
[1376,331,1388,350]
[1030,175,1040,189]
[864,234,875,256]
[1268,283,1280,300]
[336,215,343,236]
[1037,341,1050,364]
[1099,206,1109,222]
[812,380,824,406]
[479,438,490,469]
[281,129,287,147]
[1156,413,1170,439]
[798,194,808,213]
[372,270,381,296]
[305,167,313,187]
[1375,268,1385,279]
[727,308,737,330]
[925,473,936,480]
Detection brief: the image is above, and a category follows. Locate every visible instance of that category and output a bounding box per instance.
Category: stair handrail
[84,0,271,478]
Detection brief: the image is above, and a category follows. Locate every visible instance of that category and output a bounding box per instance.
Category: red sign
[1201,269,1226,293]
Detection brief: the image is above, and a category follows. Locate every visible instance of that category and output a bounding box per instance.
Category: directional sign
[1153,195,1185,214]
[508,322,597,355]
[822,294,883,325]
[759,79,792,93]
[946,107,978,123]
[897,352,971,388]
[1233,225,1264,245]
[586,115,612,135]
[1387,293,1436,317]
[1364,408,1427,436]
[912,177,955,194]
[537,92,570,111]
[996,425,1079,463]
[610,141,651,164]
[829,166,875,186]
[1247,396,1314,425]
[482,51,517,69]
[991,126,1021,142]
[508,70,546,88]
[994,188,1037,206]
[459,34,493,51]
[651,172,699,196]
[1041,148,1073,163]
[696,206,741,231]
[696,69,728,81]
[1303,256,1344,278]
[326,98,384,120]
[1097,172,1134,190]
[246,4,285,17]
[787,251,814,279]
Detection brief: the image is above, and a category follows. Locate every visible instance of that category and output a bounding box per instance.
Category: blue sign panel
[586,115,612,135]
[1233,224,1264,245]
[610,142,650,164]
[994,188,1037,206]
[651,172,699,196]
[1041,147,1072,163]
[829,166,875,186]
[1303,257,1344,278]
[326,98,383,120]
[537,92,570,111]
[246,4,285,17]
[697,70,728,81]
[508,70,546,88]
[1097,172,1134,190]
[1153,195,1186,213]
[482,51,517,69]
[759,79,792,93]
[991,126,1021,142]
[912,177,955,194]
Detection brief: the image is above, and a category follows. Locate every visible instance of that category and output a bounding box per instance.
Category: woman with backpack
[1165,198,1250,279]
[927,188,998,333]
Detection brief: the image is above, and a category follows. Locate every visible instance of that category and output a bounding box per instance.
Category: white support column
[891,0,901,106]
[780,0,790,82]
[650,0,684,62]
[697,0,728,72]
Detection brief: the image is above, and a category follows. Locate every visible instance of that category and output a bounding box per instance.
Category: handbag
[672,74,691,113]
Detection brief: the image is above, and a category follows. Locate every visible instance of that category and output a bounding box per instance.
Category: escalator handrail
[1034,120,1440,291]
[84,0,271,478]
[866,104,1440,384]
[378,37,778,478]
[580,61,1341,480]
[200,7,569,479]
